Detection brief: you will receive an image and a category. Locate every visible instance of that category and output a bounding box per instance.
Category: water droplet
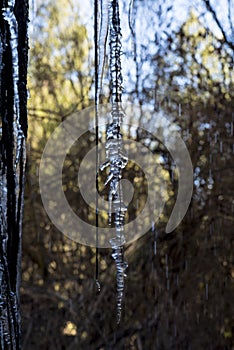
[178,103,181,117]
[205,283,209,300]
[154,241,157,256]
[96,280,101,293]
[219,141,223,153]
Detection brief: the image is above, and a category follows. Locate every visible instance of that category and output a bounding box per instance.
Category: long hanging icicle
[99,0,128,323]
[108,0,128,322]
[97,0,109,103]
[0,0,28,347]
[3,0,25,171]
[94,0,100,293]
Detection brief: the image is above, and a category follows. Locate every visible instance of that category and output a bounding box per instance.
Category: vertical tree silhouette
[0,0,29,348]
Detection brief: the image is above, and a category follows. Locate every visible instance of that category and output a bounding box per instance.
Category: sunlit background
[22,0,234,348]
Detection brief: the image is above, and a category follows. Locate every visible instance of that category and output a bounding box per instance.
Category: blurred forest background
[22,0,234,349]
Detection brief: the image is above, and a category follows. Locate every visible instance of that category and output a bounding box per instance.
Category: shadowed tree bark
[0,0,29,348]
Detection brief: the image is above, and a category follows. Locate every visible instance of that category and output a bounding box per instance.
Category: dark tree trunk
[0,0,29,348]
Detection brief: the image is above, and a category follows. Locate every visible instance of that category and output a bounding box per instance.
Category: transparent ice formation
[98,0,128,323]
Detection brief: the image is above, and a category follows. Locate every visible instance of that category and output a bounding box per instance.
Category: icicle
[3,0,26,223]
[208,168,214,190]
[0,1,28,346]
[95,279,101,293]
[3,0,24,163]
[178,103,182,117]
[97,0,109,102]
[0,40,2,93]
[230,122,233,137]
[101,116,128,322]
[109,239,128,323]
[154,240,157,255]
[109,0,123,104]
[219,140,223,153]
[231,113,234,137]
[95,0,100,299]
[99,0,128,323]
